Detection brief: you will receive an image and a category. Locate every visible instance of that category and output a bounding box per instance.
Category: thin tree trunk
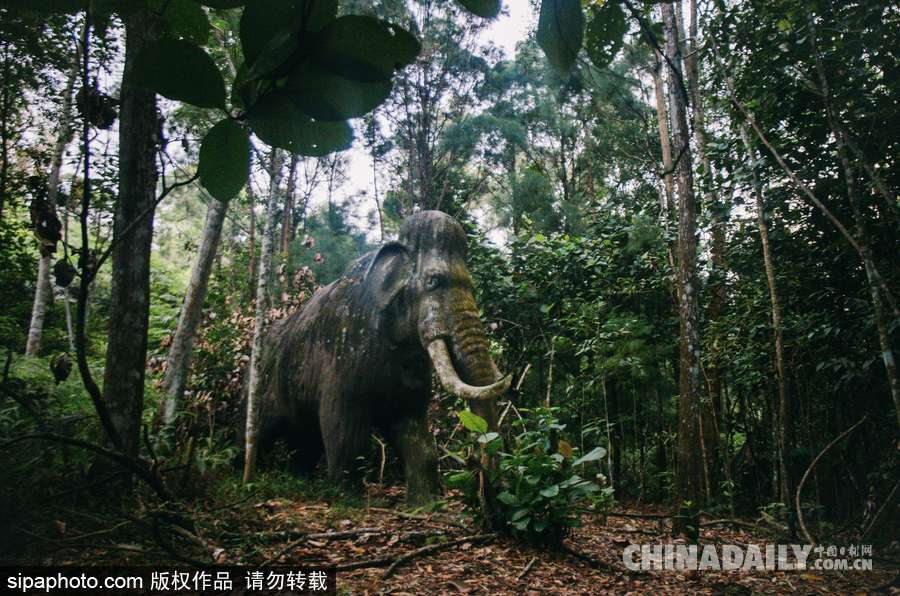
[160,197,228,425]
[243,149,284,483]
[740,125,792,509]
[684,0,724,490]
[25,55,80,356]
[247,182,256,291]
[63,205,75,353]
[280,154,299,255]
[662,0,703,536]
[102,11,160,457]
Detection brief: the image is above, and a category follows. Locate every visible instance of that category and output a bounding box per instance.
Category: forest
[0,0,897,593]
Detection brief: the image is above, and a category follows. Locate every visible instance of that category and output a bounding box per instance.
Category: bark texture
[160,197,228,425]
[661,0,703,535]
[243,150,284,483]
[101,12,160,457]
[25,57,79,357]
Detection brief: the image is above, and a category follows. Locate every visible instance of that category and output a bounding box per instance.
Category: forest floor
[6,479,897,594]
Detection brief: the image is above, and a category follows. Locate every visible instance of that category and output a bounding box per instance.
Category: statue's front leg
[390,412,440,507]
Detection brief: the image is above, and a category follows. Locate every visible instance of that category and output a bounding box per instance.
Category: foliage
[447,408,613,546]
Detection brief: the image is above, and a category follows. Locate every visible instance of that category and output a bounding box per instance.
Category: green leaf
[511,508,530,521]
[497,491,518,506]
[573,446,607,466]
[477,431,500,444]
[91,0,144,15]
[132,39,226,108]
[2,0,88,13]
[446,470,474,488]
[286,59,392,121]
[239,0,299,66]
[457,410,488,434]
[161,0,211,45]
[244,29,299,81]
[584,1,626,69]
[455,0,501,19]
[537,0,585,73]
[318,15,421,82]
[540,484,560,498]
[297,0,337,32]
[198,119,249,201]
[197,0,243,7]
[248,92,353,156]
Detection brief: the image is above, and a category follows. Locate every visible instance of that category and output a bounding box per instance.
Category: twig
[382,533,496,579]
[261,528,382,566]
[607,511,667,520]
[795,415,868,545]
[517,556,537,581]
[700,518,758,531]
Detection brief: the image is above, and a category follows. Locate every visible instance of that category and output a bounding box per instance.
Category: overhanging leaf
[286,59,392,121]
[317,15,421,82]
[196,0,243,7]
[198,119,249,200]
[161,0,211,45]
[1,0,88,13]
[537,0,585,73]
[132,39,226,108]
[248,92,352,156]
[456,0,501,19]
[457,410,488,434]
[585,1,626,69]
[297,0,337,32]
[239,0,299,66]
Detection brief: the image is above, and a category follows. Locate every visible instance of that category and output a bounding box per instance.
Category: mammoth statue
[249,210,510,504]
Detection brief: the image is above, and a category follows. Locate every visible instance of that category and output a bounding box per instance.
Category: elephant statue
[249,210,510,504]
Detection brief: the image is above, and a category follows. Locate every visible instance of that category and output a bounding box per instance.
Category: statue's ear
[364,241,413,310]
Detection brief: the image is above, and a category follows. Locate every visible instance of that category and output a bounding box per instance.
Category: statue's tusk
[427,339,511,401]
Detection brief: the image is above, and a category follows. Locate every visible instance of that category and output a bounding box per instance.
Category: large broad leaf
[286,59,392,121]
[456,0,501,19]
[248,92,352,156]
[1,0,88,12]
[198,119,249,200]
[196,0,244,7]
[585,1,626,69]
[457,410,488,434]
[573,446,607,466]
[132,39,226,108]
[161,0,211,45]
[231,62,259,110]
[239,0,299,66]
[296,0,337,32]
[537,0,584,73]
[317,15,421,82]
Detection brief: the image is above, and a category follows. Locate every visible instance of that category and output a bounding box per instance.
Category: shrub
[446,407,613,546]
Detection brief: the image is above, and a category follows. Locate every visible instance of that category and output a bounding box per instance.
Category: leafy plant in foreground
[447,408,613,546]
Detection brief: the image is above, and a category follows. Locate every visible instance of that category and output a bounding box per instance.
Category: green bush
[446,407,613,546]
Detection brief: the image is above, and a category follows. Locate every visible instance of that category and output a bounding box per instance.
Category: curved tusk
[427,339,511,401]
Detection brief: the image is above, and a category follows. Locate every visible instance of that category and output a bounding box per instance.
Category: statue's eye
[426,273,443,290]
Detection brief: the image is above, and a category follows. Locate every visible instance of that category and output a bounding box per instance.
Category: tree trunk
[101,11,160,457]
[159,197,228,425]
[243,149,284,483]
[247,182,256,291]
[25,56,79,356]
[662,0,703,536]
[684,0,724,496]
[280,154,299,255]
[740,125,792,510]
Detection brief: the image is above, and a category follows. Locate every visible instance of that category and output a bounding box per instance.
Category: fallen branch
[261,528,382,566]
[700,518,759,531]
[795,415,868,545]
[607,511,667,520]
[382,533,496,579]
[517,556,538,581]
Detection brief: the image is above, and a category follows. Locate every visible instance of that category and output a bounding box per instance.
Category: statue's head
[363,211,510,400]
